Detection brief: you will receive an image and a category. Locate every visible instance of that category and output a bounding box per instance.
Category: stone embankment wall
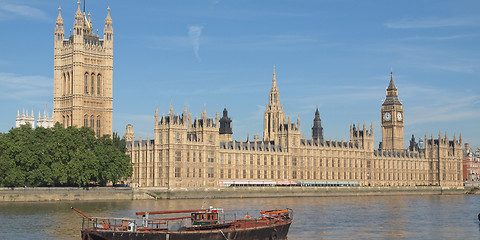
[0,186,466,202]
[0,187,150,202]
[151,186,465,200]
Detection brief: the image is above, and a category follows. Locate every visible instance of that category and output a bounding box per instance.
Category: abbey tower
[53,2,113,137]
[381,72,404,151]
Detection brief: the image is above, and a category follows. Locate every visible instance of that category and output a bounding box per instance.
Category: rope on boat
[219,230,229,240]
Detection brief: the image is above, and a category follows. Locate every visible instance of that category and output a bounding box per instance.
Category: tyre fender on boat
[102,220,109,230]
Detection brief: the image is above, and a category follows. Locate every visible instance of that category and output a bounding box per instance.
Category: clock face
[397,112,402,121]
[383,112,392,121]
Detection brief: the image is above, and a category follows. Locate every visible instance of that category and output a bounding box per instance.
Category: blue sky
[0,0,479,149]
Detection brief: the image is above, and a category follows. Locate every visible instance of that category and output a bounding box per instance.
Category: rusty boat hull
[81,219,291,240]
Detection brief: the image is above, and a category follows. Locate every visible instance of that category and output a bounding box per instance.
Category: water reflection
[0,195,479,239]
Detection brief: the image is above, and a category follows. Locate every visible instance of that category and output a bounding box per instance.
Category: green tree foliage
[0,123,132,187]
[112,131,126,154]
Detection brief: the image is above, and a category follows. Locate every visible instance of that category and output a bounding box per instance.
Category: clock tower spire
[381,72,404,151]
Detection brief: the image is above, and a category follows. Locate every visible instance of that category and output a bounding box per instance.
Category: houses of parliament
[125,65,463,188]
[51,3,463,188]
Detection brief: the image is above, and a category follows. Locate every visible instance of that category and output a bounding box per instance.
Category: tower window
[96,116,101,137]
[91,74,95,95]
[84,115,88,127]
[90,115,94,129]
[63,73,66,96]
[66,72,71,95]
[84,73,88,94]
[97,75,101,95]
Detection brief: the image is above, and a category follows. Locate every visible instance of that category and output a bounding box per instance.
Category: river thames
[1,194,479,239]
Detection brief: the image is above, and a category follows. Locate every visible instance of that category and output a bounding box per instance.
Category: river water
[1,195,479,239]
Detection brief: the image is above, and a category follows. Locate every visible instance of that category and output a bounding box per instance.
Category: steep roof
[387,72,397,91]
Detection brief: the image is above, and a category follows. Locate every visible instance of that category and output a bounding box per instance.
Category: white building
[16,109,54,129]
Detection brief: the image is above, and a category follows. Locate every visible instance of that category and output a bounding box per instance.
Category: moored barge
[73,206,292,240]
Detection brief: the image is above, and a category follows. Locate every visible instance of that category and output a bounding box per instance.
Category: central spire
[264,66,286,142]
[272,64,277,90]
[268,64,280,106]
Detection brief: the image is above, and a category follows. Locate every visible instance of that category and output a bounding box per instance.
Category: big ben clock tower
[381,72,404,151]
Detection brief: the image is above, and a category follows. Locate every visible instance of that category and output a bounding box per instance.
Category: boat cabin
[191,209,219,226]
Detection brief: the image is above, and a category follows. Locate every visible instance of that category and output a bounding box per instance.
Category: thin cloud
[211,0,222,6]
[368,43,480,74]
[0,72,52,100]
[385,17,480,29]
[405,86,480,125]
[424,63,477,74]
[400,83,480,125]
[402,34,475,41]
[0,1,49,21]
[188,25,203,61]
[149,33,329,53]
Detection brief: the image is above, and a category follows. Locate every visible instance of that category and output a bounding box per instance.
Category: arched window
[63,73,66,96]
[90,115,94,129]
[67,72,71,95]
[97,74,101,95]
[96,116,101,137]
[70,71,73,94]
[63,115,65,127]
[84,115,88,127]
[91,73,95,95]
[84,73,89,94]
[66,115,70,127]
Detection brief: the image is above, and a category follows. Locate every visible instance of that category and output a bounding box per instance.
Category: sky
[0,0,479,149]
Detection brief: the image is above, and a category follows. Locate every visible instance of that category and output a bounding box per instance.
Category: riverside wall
[151,186,466,199]
[0,187,149,202]
[0,186,468,202]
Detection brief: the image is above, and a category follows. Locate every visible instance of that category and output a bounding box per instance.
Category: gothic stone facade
[53,2,113,137]
[126,68,463,188]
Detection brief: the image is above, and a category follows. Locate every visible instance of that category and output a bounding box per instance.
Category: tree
[0,124,132,187]
[112,131,126,153]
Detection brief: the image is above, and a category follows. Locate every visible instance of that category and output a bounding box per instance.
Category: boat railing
[74,207,292,232]
[81,213,291,232]
[82,216,188,232]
